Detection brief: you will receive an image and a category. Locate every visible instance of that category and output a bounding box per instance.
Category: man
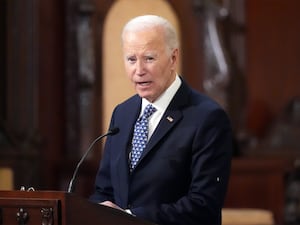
[89,15,233,225]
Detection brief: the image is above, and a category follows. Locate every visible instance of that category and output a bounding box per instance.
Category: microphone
[67,127,119,193]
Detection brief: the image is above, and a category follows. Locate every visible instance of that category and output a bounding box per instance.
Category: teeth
[138,82,149,86]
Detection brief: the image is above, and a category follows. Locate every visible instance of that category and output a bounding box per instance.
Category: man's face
[285,181,300,225]
[122,26,178,102]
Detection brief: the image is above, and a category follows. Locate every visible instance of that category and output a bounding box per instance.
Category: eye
[126,56,136,64]
[145,56,155,62]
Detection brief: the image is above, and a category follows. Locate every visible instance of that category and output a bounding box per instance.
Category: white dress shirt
[140,75,182,140]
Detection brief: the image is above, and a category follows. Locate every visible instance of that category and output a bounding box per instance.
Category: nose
[135,60,145,75]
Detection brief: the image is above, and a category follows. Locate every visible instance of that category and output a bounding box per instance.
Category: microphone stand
[67,128,119,193]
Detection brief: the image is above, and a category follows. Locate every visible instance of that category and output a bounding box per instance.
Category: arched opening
[102,0,181,130]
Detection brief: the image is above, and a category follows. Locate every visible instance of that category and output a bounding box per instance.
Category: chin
[137,92,153,101]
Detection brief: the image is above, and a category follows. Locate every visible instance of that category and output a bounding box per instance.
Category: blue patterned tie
[130,104,157,171]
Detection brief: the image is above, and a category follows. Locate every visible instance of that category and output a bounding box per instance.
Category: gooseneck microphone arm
[67,127,119,193]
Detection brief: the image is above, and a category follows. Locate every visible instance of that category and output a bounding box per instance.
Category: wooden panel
[245,0,300,133]
[0,191,155,225]
[38,0,65,189]
[224,158,293,224]
[0,198,59,225]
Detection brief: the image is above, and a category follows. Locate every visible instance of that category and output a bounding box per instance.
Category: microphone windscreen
[109,127,120,135]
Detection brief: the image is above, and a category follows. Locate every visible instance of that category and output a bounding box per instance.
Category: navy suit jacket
[90,80,233,225]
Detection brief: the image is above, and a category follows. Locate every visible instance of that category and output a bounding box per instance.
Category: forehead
[123,27,166,48]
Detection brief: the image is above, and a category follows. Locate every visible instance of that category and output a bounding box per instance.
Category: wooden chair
[222,208,275,225]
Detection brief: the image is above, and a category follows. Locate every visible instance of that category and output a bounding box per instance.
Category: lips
[136,81,152,86]
[137,81,150,86]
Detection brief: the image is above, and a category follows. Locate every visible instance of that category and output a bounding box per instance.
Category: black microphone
[67,127,119,193]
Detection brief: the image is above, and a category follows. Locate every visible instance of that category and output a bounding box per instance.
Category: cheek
[150,63,165,77]
[124,65,134,78]
[155,66,172,83]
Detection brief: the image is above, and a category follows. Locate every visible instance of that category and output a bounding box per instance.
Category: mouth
[136,81,152,86]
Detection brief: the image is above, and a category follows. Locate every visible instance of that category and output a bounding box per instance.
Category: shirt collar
[141,75,182,113]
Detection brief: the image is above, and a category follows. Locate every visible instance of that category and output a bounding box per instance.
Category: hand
[100,201,124,211]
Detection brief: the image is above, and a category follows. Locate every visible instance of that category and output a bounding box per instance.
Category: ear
[170,48,179,68]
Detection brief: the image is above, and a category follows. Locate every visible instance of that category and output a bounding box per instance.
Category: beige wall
[0,168,13,190]
[102,0,181,131]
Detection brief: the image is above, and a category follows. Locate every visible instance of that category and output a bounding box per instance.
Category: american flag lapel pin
[166,116,174,122]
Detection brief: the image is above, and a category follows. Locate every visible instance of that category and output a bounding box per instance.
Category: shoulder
[114,94,140,110]
[110,94,141,118]
[179,80,225,112]
[178,81,230,124]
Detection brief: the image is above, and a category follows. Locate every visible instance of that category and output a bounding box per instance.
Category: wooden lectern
[0,190,155,225]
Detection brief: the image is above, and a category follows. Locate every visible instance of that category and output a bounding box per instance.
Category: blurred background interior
[1,0,300,224]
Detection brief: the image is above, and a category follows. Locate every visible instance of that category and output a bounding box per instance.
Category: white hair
[122,15,179,54]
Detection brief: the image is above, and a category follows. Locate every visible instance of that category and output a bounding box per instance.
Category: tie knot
[142,104,156,119]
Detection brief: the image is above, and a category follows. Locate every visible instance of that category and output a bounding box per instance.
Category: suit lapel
[115,96,141,192]
[144,110,182,153]
[133,80,191,170]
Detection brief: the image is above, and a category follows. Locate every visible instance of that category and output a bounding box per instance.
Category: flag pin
[166,116,174,122]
